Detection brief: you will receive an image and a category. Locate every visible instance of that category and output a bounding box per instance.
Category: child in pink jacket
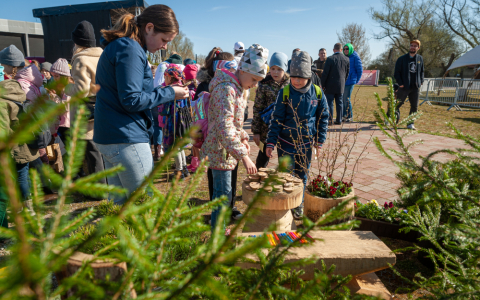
[202,44,269,230]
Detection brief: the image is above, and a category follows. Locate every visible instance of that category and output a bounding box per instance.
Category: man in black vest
[393,40,424,130]
[321,43,350,125]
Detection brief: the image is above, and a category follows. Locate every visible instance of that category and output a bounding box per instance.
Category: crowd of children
[0,4,337,233]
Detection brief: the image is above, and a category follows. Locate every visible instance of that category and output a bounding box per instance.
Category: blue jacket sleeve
[115,46,175,113]
[355,55,363,84]
[266,89,286,148]
[315,93,329,145]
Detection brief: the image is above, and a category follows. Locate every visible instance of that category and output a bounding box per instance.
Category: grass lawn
[350,85,480,139]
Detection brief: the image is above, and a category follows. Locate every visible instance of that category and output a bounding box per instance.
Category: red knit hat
[183,64,198,81]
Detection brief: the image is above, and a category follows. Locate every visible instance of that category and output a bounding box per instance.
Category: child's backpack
[191,91,211,148]
[260,84,323,126]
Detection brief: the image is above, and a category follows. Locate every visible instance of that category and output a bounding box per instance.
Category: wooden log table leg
[243,209,297,232]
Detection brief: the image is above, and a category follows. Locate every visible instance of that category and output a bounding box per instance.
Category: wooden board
[236,231,396,280]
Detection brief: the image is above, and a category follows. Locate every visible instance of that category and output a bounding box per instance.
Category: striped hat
[50,58,71,76]
[239,44,269,78]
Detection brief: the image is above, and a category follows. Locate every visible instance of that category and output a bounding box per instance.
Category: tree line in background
[147,31,204,65]
[147,0,479,80]
[368,0,480,80]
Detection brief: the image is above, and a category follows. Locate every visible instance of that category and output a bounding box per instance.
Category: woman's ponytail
[204,47,234,77]
[101,5,178,46]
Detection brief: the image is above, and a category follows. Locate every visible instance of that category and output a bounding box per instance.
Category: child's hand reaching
[242,156,257,174]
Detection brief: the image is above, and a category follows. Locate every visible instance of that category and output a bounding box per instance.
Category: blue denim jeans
[95,143,154,205]
[343,85,355,119]
[325,93,344,123]
[211,169,232,231]
[16,162,30,201]
[277,140,312,207]
[151,108,163,146]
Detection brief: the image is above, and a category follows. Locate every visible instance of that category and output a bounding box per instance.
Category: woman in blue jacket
[343,43,363,122]
[94,5,189,205]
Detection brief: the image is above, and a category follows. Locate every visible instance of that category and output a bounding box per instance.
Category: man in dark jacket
[393,40,424,130]
[313,48,327,78]
[321,43,350,125]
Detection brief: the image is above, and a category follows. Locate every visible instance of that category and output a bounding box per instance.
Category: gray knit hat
[40,62,52,72]
[50,58,71,76]
[239,44,269,78]
[0,45,25,67]
[290,50,312,79]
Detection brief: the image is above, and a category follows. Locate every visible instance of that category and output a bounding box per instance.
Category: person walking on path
[252,52,290,169]
[266,50,329,220]
[393,40,424,130]
[342,43,363,122]
[321,43,350,125]
[313,48,327,78]
[65,20,106,187]
[204,44,267,230]
[93,5,189,205]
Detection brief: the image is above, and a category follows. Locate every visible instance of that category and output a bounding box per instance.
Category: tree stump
[56,251,137,299]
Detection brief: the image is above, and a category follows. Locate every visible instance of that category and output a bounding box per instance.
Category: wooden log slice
[250,182,262,190]
[293,178,303,184]
[257,172,268,178]
[249,175,260,182]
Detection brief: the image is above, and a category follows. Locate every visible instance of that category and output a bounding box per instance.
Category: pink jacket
[15,65,43,102]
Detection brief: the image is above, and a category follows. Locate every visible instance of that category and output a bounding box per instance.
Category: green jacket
[252,74,290,143]
[0,80,39,164]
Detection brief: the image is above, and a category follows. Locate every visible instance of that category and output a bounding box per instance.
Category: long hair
[204,47,234,78]
[101,4,179,46]
[72,44,88,56]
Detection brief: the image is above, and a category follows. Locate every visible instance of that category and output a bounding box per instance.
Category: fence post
[448,79,460,111]
[420,80,431,106]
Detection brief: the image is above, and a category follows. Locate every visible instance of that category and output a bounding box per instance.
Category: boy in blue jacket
[266,50,329,219]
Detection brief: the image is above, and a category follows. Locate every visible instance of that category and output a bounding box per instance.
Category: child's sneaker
[292,206,303,220]
[182,167,190,178]
[231,207,243,220]
[407,124,416,130]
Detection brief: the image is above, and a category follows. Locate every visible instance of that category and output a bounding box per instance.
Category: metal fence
[420,78,480,110]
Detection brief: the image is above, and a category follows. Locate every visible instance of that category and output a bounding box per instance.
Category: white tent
[447,44,480,71]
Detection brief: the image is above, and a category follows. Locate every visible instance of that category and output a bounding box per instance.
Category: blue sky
[2,0,390,63]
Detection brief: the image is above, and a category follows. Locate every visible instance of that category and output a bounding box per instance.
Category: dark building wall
[0,33,44,58]
[39,10,111,63]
